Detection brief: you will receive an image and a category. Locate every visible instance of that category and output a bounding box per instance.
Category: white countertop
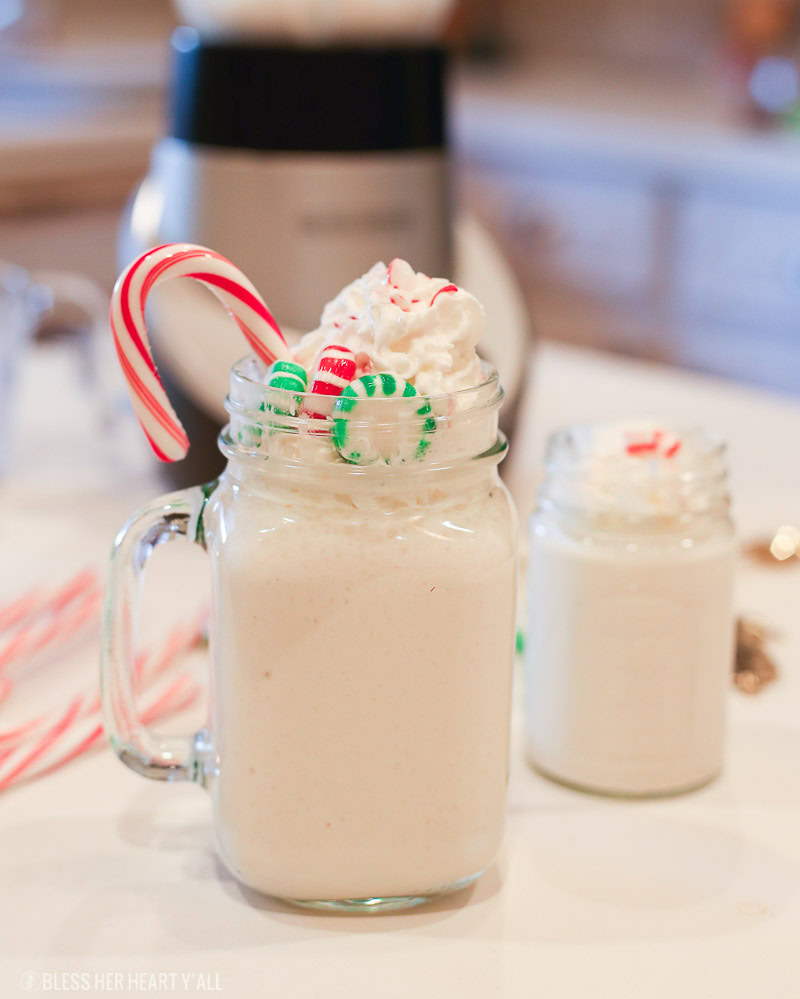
[1,340,799,998]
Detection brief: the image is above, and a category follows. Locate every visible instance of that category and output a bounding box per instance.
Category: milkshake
[103,251,518,910]
[206,446,515,901]
[525,421,736,797]
[204,262,517,903]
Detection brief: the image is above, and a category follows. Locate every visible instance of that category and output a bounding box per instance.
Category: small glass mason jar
[525,423,736,798]
[102,359,518,911]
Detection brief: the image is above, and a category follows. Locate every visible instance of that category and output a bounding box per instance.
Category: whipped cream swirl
[295,259,486,397]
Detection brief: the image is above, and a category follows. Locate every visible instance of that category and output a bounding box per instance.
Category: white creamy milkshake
[201,261,518,904]
[103,245,517,910]
[525,421,736,797]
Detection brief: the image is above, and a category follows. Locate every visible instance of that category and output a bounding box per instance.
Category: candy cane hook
[110,243,293,462]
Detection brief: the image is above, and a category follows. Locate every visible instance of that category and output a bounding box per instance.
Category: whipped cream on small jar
[525,420,737,797]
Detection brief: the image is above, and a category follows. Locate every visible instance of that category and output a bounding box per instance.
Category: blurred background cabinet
[455,61,800,394]
[4,0,800,393]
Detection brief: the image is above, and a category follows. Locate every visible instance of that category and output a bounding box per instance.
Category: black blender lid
[169,28,446,153]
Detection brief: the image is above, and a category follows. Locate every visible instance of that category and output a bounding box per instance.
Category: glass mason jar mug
[525,423,736,798]
[102,360,518,911]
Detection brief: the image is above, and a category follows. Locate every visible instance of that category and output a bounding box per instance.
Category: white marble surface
[1,341,799,998]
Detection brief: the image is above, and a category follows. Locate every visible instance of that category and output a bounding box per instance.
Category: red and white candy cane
[110,243,293,462]
[0,673,200,793]
[0,611,207,793]
[0,570,101,676]
[305,345,357,423]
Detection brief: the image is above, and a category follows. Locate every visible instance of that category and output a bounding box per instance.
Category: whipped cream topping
[571,420,684,465]
[295,259,486,397]
[545,420,728,520]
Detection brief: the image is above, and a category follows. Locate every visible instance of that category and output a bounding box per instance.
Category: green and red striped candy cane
[332,373,436,465]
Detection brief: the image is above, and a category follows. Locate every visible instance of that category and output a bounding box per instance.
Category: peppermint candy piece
[267,360,307,418]
[306,345,357,423]
[332,373,436,465]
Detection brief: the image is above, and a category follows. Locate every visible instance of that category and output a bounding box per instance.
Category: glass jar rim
[539,419,731,524]
[221,355,507,474]
[546,421,727,475]
[228,354,503,412]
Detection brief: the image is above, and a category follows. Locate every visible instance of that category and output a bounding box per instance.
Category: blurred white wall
[0,0,174,49]
[498,0,722,71]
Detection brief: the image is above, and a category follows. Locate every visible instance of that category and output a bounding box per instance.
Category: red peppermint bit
[302,409,331,436]
[626,441,658,455]
[430,284,458,307]
[626,429,663,456]
[387,258,401,287]
[664,440,682,459]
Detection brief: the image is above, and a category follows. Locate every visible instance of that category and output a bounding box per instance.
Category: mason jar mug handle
[101,484,213,785]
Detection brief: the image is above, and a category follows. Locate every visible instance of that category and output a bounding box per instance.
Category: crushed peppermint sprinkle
[625,429,682,459]
[626,441,658,455]
[295,258,485,397]
[430,284,459,307]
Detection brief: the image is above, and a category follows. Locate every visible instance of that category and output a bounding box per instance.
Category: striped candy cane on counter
[0,568,97,638]
[0,569,101,676]
[0,612,206,754]
[0,590,43,634]
[0,572,99,764]
[0,611,207,793]
[0,571,101,771]
[0,675,200,793]
[0,587,102,676]
[111,243,293,462]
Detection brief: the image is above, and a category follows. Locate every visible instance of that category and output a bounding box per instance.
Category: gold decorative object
[734,618,779,694]
[743,525,800,566]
